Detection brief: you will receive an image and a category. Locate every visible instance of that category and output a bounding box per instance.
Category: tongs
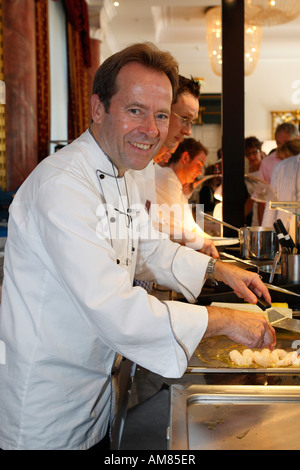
[257,297,300,333]
[264,283,300,299]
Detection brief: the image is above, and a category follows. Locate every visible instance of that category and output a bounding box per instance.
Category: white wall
[173,31,300,144]
[245,59,300,141]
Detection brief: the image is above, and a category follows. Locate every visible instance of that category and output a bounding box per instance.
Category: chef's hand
[213,260,271,305]
[199,238,220,259]
[205,307,276,350]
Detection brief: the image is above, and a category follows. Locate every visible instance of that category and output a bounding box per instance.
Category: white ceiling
[87,0,300,76]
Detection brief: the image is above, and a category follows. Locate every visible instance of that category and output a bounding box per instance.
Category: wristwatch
[206,257,218,280]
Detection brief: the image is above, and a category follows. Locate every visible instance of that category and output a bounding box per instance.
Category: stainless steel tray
[187,330,300,374]
[168,384,300,450]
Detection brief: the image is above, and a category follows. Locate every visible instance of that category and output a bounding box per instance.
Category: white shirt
[155,165,206,250]
[257,150,281,185]
[262,154,300,235]
[0,130,209,450]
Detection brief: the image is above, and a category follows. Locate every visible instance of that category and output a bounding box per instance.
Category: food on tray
[229,348,300,368]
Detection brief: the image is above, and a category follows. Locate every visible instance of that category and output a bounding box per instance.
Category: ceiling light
[245,0,300,26]
[206,7,262,76]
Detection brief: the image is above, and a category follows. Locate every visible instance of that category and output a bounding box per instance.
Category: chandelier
[245,0,300,26]
[206,7,262,76]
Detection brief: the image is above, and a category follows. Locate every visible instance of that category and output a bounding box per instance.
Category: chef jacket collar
[88,127,123,179]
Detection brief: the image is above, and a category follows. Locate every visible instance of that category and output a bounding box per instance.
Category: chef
[0,42,275,451]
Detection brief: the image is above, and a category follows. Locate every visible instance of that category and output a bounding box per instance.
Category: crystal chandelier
[245,0,300,26]
[206,7,262,76]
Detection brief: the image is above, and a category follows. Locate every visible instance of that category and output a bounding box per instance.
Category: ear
[91,94,105,124]
[181,151,191,164]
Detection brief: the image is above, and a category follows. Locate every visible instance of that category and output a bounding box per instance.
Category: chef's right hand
[204,306,276,350]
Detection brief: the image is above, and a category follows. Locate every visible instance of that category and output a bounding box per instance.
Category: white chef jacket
[262,154,300,237]
[128,160,157,212]
[155,164,206,250]
[0,130,209,450]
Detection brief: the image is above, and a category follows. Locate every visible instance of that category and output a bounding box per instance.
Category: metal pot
[199,211,277,260]
[239,226,278,260]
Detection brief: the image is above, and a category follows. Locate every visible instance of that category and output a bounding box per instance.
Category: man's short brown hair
[92,42,179,112]
[168,138,208,165]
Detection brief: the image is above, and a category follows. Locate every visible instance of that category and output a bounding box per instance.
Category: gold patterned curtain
[35,0,50,162]
[63,0,91,140]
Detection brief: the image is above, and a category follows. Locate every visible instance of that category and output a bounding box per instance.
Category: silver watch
[206,257,218,280]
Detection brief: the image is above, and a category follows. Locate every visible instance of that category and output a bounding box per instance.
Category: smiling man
[0,42,275,451]
[90,61,173,174]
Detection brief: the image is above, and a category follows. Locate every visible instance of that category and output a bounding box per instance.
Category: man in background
[129,75,218,256]
[155,138,218,256]
[155,75,201,164]
[258,122,298,185]
[257,122,298,223]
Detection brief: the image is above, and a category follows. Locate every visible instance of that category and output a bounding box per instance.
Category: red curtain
[35,0,50,161]
[63,0,91,140]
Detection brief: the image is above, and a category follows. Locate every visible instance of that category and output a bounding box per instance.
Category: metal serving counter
[167,324,300,450]
[167,252,300,450]
[168,384,300,450]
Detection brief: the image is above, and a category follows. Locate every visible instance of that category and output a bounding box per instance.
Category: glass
[245,149,260,158]
[171,111,195,128]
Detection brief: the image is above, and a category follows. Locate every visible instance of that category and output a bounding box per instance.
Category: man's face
[91,62,173,175]
[245,147,261,171]
[184,151,206,184]
[276,130,293,147]
[163,92,199,150]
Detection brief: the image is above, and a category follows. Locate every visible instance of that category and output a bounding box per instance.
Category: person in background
[198,164,221,215]
[258,123,299,185]
[244,136,263,226]
[211,138,258,227]
[262,143,300,236]
[0,42,275,451]
[245,136,263,174]
[155,75,201,166]
[276,137,300,160]
[257,123,299,224]
[155,138,219,256]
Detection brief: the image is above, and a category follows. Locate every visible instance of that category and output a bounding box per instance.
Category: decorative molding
[86,0,118,40]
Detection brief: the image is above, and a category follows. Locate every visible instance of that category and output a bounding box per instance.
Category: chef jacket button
[110,217,116,223]
[99,173,105,179]
[116,259,120,264]
[132,247,135,252]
